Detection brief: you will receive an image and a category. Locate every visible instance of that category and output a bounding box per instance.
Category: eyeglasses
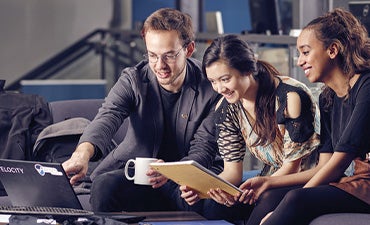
[144,46,185,64]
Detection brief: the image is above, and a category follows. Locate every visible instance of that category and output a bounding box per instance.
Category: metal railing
[6,29,303,91]
[6,28,145,91]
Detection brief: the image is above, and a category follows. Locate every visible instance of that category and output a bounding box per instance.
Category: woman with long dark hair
[180,34,320,222]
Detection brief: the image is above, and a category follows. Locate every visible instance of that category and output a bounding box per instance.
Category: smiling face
[145,29,194,92]
[296,29,336,84]
[206,60,255,103]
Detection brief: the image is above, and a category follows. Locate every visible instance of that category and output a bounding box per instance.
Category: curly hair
[303,8,370,110]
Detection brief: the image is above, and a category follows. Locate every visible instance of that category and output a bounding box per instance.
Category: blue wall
[132,0,176,29]
[21,80,107,102]
[132,0,252,34]
[204,0,252,33]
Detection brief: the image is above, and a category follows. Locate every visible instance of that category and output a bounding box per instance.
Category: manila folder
[150,160,242,199]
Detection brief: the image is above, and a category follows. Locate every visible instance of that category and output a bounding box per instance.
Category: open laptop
[0,158,145,223]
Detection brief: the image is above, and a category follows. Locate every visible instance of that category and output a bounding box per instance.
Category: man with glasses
[62,8,223,214]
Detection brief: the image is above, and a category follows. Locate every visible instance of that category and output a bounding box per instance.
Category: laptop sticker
[34,164,63,176]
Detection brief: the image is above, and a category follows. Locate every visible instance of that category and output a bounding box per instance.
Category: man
[62,8,223,213]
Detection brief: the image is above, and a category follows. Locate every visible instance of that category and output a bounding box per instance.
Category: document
[150,160,242,199]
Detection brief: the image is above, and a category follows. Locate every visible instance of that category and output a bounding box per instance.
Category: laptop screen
[0,159,82,209]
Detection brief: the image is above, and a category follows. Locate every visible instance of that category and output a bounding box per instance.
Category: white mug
[124,157,157,185]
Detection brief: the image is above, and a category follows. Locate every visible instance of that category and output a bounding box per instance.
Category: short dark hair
[141,8,195,47]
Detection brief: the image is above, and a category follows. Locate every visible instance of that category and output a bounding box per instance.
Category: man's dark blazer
[78,58,223,179]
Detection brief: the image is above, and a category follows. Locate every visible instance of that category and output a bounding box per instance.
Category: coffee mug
[124,157,157,185]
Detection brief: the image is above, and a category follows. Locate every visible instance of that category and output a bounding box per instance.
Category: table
[0,211,205,225]
[124,211,206,224]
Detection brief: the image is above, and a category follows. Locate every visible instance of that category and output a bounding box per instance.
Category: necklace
[240,100,256,128]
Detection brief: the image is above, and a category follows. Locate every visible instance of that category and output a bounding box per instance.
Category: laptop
[0,159,145,223]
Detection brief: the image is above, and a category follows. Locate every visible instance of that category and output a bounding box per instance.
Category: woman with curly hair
[245,8,370,225]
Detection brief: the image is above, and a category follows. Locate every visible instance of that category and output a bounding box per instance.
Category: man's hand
[62,142,94,185]
[147,159,168,188]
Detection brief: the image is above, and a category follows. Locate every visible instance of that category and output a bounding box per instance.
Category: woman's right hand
[180,185,200,205]
[207,188,237,207]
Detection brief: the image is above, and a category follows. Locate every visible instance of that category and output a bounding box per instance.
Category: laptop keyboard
[0,205,94,216]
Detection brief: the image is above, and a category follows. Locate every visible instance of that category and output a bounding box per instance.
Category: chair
[48,99,128,144]
[49,99,104,123]
[309,213,370,225]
